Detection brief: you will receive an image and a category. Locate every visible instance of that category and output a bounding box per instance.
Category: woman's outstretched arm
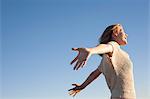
[71,44,112,70]
[88,44,113,55]
[68,68,102,97]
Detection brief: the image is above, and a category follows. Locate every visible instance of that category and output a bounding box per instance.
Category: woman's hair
[98,24,121,56]
[99,24,121,44]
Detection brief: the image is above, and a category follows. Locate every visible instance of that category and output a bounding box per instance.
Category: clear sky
[1,0,149,99]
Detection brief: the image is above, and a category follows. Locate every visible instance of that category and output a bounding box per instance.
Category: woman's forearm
[80,69,101,89]
[88,44,112,55]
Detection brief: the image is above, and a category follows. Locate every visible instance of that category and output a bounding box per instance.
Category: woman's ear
[112,30,118,39]
[113,29,118,35]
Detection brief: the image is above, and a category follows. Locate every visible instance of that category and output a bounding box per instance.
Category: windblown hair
[99,24,121,44]
[98,24,121,56]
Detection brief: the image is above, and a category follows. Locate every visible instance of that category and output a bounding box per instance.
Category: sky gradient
[1,0,149,99]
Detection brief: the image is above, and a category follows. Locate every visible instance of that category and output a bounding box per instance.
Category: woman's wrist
[80,84,86,90]
[86,48,93,55]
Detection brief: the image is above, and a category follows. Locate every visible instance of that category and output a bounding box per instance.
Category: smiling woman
[1,0,149,99]
[69,24,136,99]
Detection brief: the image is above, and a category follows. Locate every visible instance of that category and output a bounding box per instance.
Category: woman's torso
[98,41,136,98]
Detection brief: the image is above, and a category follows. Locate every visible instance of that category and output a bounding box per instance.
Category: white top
[98,41,136,98]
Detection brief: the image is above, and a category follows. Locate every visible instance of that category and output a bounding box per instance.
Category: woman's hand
[70,48,91,70]
[68,84,84,97]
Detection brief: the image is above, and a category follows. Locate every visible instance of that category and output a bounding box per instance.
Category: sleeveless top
[98,41,136,98]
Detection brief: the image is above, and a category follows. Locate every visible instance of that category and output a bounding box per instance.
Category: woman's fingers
[68,84,81,97]
[69,91,76,97]
[73,90,80,97]
[81,61,86,68]
[68,88,73,91]
[73,60,87,70]
[70,56,78,65]
[76,62,83,70]
[73,61,80,70]
[69,90,75,96]
[72,48,79,51]
[68,84,80,91]
[73,92,77,97]
[74,61,83,70]
[69,90,79,97]
[70,48,79,65]
[71,47,89,70]
[72,84,78,86]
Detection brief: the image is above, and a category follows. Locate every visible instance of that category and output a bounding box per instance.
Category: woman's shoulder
[107,41,120,51]
[108,41,119,46]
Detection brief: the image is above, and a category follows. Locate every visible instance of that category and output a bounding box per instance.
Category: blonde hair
[99,24,121,44]
[98,24,121,56]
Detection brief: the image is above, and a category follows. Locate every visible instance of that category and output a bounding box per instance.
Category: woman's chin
[119,41,128,46]
[122,41,128,45]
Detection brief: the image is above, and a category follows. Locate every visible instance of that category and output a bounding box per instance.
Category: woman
[68,24,136,99]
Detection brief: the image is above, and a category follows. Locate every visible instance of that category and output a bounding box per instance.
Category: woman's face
[112,26,128,45]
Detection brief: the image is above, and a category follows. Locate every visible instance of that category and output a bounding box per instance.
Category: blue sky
[1,0,149,99]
